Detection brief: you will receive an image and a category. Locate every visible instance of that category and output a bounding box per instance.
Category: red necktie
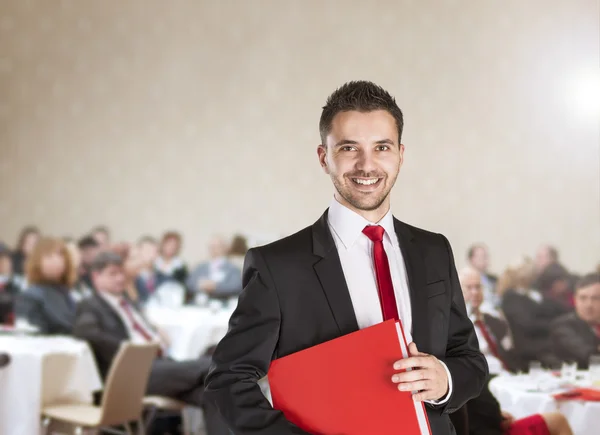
[362,225,399,322]
[474,318,509,371]
[119,299,154,342]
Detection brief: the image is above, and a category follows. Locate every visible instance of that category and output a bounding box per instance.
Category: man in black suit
[204,81,488,434]
[72,251,229,435]
[551,273,600,369]
[459,266,520,374]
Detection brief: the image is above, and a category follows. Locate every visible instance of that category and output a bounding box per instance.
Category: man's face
[575,283,600,324]
[93,231,109,249]
[460,269,484,310]
[470,247,489,272]
[0,255,12,276]
[209,237,226,259]
[92,264,126,295]
[81,246,100,267]
[318,110,403,217]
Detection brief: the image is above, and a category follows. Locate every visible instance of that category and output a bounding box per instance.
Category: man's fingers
[392,368,429,383]
[396,380,431,392]
[393,355,435,371]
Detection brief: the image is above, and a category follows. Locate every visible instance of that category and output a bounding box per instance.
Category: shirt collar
[327,197,396,249]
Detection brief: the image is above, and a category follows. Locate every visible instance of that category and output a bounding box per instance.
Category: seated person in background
[551,273,600,369]
[15,237,78,334]
[0,244,20,324]
[65,239,94,301]
[187,235,242,301]
[77,235,100,290]
[90,225,111,250]
[500,257,562,369]
[227,234,248,270]
[73,251,229,435]
[467,243,500,314]
[11,225,41,281]
[134,236,160,303]
[467,380,572,435]
[459,266,520,374]
[155,231,188,286]
[536,263,574,310]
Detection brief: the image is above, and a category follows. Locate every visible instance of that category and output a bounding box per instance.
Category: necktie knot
[362,225,385,242]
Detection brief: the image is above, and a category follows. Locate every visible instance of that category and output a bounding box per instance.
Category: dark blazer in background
[551,312,600,369]
[205,210,488,435]
[15,284,76,334]
[466,380,505,435]
[501,289,567,368]
[0,279,20,324]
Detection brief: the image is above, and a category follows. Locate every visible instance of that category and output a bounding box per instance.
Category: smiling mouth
[351,177,382,186]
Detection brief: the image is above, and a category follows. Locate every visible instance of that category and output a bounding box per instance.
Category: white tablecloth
[0,335,102,435]
[490,372,600,435]
[145,305,235,361]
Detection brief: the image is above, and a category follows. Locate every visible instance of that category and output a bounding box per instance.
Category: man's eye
[341,146,355,151]
[377,145,390,151]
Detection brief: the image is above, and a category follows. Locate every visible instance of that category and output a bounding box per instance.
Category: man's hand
[391,342,449,401]
[198,279,217,293]
[500,411,515,430]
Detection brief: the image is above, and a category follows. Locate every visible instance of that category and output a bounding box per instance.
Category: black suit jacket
[551,312,600,369]
[72,293,131,378]
[15,284,76,335]
[465,379,503,435]
[204,211,488,435]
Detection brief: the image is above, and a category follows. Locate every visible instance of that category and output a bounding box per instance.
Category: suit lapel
[312,210,359,336]
[393,218,430,349]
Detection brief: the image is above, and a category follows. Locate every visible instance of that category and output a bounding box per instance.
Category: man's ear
[317,144,330,174]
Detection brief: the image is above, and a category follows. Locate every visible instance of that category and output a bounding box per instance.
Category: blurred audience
[11,225,40,279]
[0,244,19,324]
[187,235,242,301]
[135,236,160,303]
[459,266,520,374]
[73,252,229,435]
[155,231,188,286]
[551,273,600,369]
[499,257,563,369]
[534,244,559,277]
[536,262,574,309]
[467,243,499,314]
[91,225,111,250]
[228,234,249,270]
[15,237,78,335]
[77,235,100,289]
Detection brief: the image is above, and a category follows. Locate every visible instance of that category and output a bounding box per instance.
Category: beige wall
[0,0,598,273]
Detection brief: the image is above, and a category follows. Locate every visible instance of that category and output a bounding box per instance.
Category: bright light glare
[570,69,600,120]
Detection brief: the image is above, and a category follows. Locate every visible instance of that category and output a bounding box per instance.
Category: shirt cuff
[424,360,453,405]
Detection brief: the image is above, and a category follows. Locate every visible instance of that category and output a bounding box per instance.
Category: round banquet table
[490,372,600,435]
[144,304,235,361]
[0,334,102,435]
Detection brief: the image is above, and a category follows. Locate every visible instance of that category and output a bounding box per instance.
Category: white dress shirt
[327,197,452,404]
[99,291,161,345]
[468,310,508,375]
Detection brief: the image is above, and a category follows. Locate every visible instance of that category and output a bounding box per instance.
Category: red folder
[268,320,431,435]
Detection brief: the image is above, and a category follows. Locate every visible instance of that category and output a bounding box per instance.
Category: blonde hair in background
[496,256,536,297]
[25,237,77,288]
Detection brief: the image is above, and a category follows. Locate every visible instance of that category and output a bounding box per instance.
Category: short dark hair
[90,251,123,272]
[78,235,99,250]
[576,273,600,291]
[92,225,110,236]
[536,262,570,292]
[319,81,404,145]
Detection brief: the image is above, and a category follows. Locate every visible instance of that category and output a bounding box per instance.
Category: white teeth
[353,178,379,185]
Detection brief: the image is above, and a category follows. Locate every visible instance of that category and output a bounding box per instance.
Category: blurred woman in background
[15,237,78,334]
[228,233,248,270]
[155,231,188,286]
